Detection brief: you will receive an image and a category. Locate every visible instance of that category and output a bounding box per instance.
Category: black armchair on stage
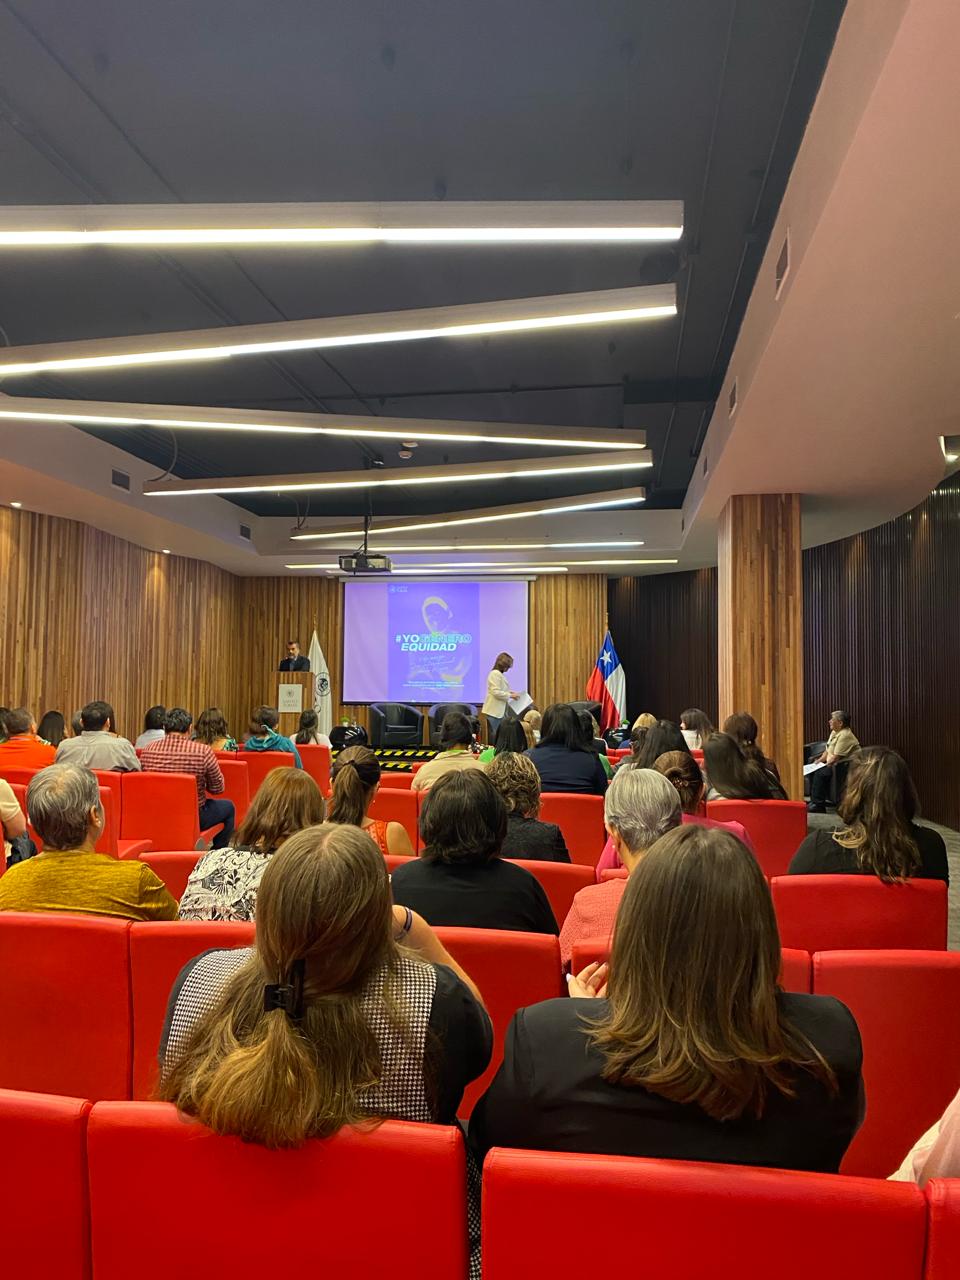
[368,703,424,747]
[427,702,478,746]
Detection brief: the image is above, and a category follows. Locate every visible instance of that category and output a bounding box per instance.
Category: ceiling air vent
[728,379,738,417]
[239,523,252,541]
[110,468,130,492]
[775,230,790,299]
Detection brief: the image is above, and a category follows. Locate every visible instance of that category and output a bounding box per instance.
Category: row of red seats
[5,1089,958,1279]
[0,911,958,1176]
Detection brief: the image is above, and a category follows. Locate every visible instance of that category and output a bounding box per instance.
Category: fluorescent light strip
[328,566,570,575]
[0,226,683,246]
[291,494,645,540]
[312,540,648,552]
[0,303,676,378]
[146,454,651,497]
[288,559,677,570]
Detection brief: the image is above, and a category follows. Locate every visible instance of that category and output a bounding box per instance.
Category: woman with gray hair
[558,768,681,967]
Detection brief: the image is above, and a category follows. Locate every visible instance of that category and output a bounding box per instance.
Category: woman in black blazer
[524,703,608,796]
[471,824,864,1173]
[486,751,570,862]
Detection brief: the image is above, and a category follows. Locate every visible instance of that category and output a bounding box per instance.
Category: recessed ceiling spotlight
[161,548,171,555]
[398,450,413,459]
[401,440,419,449]
[9,501,22,508]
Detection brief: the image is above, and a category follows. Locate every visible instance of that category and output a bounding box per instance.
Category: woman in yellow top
[411,712,484,793]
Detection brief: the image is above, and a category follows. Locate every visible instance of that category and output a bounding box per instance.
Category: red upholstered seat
[0,914,132,1099]
[7,781,43,859]
[772,876,947,951]
[538,793,606,866]
[369,787,420,848]
[0,765,40,787]
[482,1149,927,1280]
[505,859,595,926]
[813,950,960,1177]
[297,743,331,795]
[138,851,202,902]
[925,1179,960,1280]
[705,799,808,877]
[214,757,251,825]
[381,770,415,789]
[85,772,150,859]
[129,920,255,1099]
[87,1103,467,1279]
[239,749,300,797]
[0,1088,92,1279]
[119,771,209,850]
[434,926,564,1116]
[571,936,812,994]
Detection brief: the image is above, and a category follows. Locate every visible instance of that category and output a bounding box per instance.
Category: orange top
[0,734,57,770]
[365,818,390,855]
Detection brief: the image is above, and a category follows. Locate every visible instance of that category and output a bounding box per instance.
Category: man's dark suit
[278,656,311,671]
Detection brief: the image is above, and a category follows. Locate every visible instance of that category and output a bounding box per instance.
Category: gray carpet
[806,813,960,950]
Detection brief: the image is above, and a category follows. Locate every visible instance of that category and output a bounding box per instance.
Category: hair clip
[264,958,306,1020]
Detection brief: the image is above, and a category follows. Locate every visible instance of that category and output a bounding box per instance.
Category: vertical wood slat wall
[717,494,803,800]
[0,506,607,742]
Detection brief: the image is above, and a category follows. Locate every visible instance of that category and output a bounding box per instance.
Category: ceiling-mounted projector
[338,552,393,574]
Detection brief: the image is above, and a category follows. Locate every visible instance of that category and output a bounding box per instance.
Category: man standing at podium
[278,639,310,672]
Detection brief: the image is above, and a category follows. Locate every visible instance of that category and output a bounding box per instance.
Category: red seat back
[239,750,300,797]
[214,758,251,825]
[0,765,40,787]
[538,793,606,866]
[925,1180,960,1280]
[369,787,420,849]
[0,914,132,1099]
[93,785,119,857]
[119,772,199,848]
[87,1103,467,1279]
[772,876,947,951]
[0,1088,92,1279]
[138,851,202,903]
[7,781,42,855]
[434,926,563,1115]
[571,936,811,994]
[813,950,960,1177]
[505,859,595,926]
[297,744,331,796]
[381,770,415,789]
[705,799,808,877]
[482,1150,927,1280]
[129,921,255,1100]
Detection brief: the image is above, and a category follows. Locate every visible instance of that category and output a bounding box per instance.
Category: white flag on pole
[308,629,333,737]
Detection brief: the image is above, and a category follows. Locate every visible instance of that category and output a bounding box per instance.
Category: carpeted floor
[806,812,960,950]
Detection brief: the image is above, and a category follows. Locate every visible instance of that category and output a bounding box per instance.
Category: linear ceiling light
[287,559,677,570]
[0,285,676,379]
[0,200,683,247]
[0,395,644,451]
[293,564,570,574]
[143,450,651,497]
[290,488,646,541]
[304,540,648,552]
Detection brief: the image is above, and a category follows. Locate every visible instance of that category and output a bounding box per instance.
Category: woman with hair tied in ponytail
[328,745,414,857]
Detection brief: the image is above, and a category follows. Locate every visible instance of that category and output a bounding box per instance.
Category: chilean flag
[586,631,627,732]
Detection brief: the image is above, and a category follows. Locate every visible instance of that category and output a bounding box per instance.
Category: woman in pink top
[890,1087,960,1184]
[560,769,681,967]
[595,750,753,879]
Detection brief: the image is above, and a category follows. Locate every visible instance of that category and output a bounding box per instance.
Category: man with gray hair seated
[0,764,177,921]
[559,768,681,968]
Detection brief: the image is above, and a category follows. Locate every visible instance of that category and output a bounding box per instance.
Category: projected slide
[343,579,529,704]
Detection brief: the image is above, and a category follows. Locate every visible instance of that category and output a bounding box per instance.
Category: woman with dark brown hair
[722,711,782,785]
[327,745,414,857]
[704,732,787,801]
[472,824,864,1171]
[179,767,325,920]
[679,707,714,751]
[161,824,492,1145]
[789,747,948,882]
[194,706,237,752]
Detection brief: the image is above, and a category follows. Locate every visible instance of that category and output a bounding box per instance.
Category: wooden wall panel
[608,569,718,724]
[528,574,607,709]
[718,494,803,800]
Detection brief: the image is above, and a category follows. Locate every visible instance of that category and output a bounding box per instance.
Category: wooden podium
[276,671,314,737]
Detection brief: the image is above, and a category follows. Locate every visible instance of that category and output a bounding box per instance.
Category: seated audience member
[412,711,483,792]
[0,707,8,741]
[478,716,528,763]
[141,707,235,848]
[0,764,177,920]
[704,732,786,801]
[525,703,608,796]
[722,711,782,784]
[294,709,332,748]
[392,770,558,933]
[561,769,681,966]
[243,706,302,768]
[37,710,68,748]
[194,706,237,752]
[626,719,691,771]
[0,708,56,768]
[56,701,141,772]
[471,824,864,1172]
[486,751,570,863]
[680,707,715,751]
[161,823,492,1135]
[578,710,613,779]
[0,776,28,865]
[70,709,83,738]
[327,745,414,857]
[891,1086,960,1184]
[521,708,542,743]
[595,751,754,877]
[632,712,658,735]
[807,709,861,814]
[789,746,948,882]
[180,767,325,920]
[135,705,167,750]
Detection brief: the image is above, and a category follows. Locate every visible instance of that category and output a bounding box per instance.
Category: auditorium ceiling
[0,0,845,525]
